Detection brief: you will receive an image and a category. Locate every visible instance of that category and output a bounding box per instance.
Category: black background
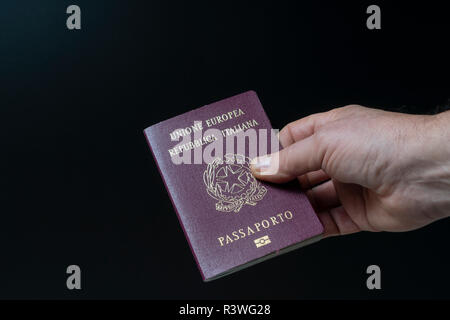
[0,0,449,299]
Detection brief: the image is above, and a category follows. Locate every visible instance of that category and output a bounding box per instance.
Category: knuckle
[313,129,331,170]
[280,149,292,173]
[314,128,329,147]
[342,104,362,110]
[333,104,363,115]
[279,123,293,139]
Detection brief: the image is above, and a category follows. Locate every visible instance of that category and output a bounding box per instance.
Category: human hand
[250,105,450,237]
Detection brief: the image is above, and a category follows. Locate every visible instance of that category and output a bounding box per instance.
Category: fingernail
[250,155,272,172]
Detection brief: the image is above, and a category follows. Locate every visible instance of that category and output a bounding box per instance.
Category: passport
[144,91,323,281]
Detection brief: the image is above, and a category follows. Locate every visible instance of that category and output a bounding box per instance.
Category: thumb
[250,135,325,183]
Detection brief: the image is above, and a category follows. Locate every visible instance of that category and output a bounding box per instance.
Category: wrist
[424,111,450,219]
[398,112,450,221]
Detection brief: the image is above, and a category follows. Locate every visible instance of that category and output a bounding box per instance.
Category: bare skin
[250,105,450,237]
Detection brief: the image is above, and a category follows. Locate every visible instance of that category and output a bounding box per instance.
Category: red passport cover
[144,91,323,281]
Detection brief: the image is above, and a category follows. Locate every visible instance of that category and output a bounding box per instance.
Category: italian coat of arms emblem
[203,153,267,213]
